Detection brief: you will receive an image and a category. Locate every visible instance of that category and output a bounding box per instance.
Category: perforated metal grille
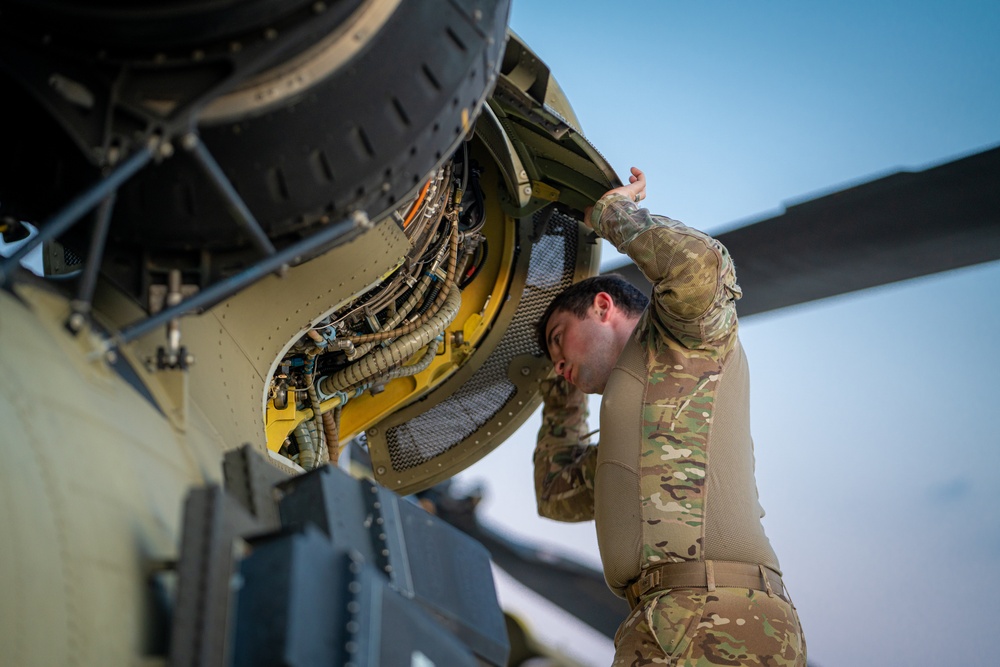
[385,210,580,471]
[63,246,83,267]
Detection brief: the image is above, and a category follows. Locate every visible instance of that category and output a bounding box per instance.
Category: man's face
[544,303,620,394]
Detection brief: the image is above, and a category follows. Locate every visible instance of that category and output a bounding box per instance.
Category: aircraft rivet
[520,366,530,376]
[369,427,378,436]
[377,466,386,475]
[523,185,532,196]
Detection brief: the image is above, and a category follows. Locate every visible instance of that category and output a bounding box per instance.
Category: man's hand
[585,166,646,221]
[539,373,574,409]
[606,166,646,203]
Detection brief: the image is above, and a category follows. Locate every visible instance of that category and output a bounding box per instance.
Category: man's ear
[593,292,614,321]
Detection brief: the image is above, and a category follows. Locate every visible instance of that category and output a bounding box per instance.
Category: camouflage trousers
[612,588,806,666]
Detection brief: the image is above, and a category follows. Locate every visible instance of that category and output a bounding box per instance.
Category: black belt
[625,560,787,610]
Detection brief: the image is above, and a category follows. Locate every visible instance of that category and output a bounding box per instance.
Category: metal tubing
[187,135,277,257]
[72,193,117,318]
[112,213,363,347]
[0,146,153,284]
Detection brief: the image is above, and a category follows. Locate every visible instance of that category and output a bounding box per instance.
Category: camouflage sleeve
[533,375,597,522]
[588,193,742,349]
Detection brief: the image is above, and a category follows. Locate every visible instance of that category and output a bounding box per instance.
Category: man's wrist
[588,192,636,233]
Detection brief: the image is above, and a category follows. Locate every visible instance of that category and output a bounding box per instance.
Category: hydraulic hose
[292,419,318,470]
[321,406,342,463]
[320,286,461,393]
[348,269,435,360]
[303,351,327,466]
[346,201,460,346]
[370,336,443,385]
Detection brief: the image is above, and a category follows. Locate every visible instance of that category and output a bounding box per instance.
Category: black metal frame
[0,2,368,352]
[0,132,361,354]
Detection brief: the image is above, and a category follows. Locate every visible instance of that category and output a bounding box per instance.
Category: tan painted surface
[0,283,228,665]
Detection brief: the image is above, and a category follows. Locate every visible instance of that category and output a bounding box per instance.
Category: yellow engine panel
[263,141,518,454]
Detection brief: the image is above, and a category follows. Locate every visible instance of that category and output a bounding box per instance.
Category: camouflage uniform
[534,194,806,666]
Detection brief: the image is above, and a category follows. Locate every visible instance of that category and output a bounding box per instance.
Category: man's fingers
[592,167,647,207]
[629,167,646,201]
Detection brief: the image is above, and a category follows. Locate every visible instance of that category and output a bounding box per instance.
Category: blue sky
[457,2,1000,665]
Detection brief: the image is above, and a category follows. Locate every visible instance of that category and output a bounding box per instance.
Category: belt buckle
[635,567,662,599]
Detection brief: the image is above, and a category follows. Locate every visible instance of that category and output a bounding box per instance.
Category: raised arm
[587,167,742,349]
[533,375,597,522]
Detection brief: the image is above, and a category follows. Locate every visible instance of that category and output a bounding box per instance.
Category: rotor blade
[606,144,1000,317]
[470,522,627,639]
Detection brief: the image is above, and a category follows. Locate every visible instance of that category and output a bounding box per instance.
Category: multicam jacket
[534,194,780,597]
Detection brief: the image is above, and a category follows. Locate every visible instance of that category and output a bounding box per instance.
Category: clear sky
[457,2,1000,665]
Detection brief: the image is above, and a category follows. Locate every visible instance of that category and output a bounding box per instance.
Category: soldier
[534,167,806,666]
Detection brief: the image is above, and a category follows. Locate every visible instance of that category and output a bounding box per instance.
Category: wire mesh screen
[384,210,580,472]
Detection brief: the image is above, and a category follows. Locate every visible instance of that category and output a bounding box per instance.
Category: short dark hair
[536,274,649,358]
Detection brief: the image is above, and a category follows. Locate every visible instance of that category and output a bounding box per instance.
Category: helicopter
[2,1,999,666]
[0,0,620,664]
